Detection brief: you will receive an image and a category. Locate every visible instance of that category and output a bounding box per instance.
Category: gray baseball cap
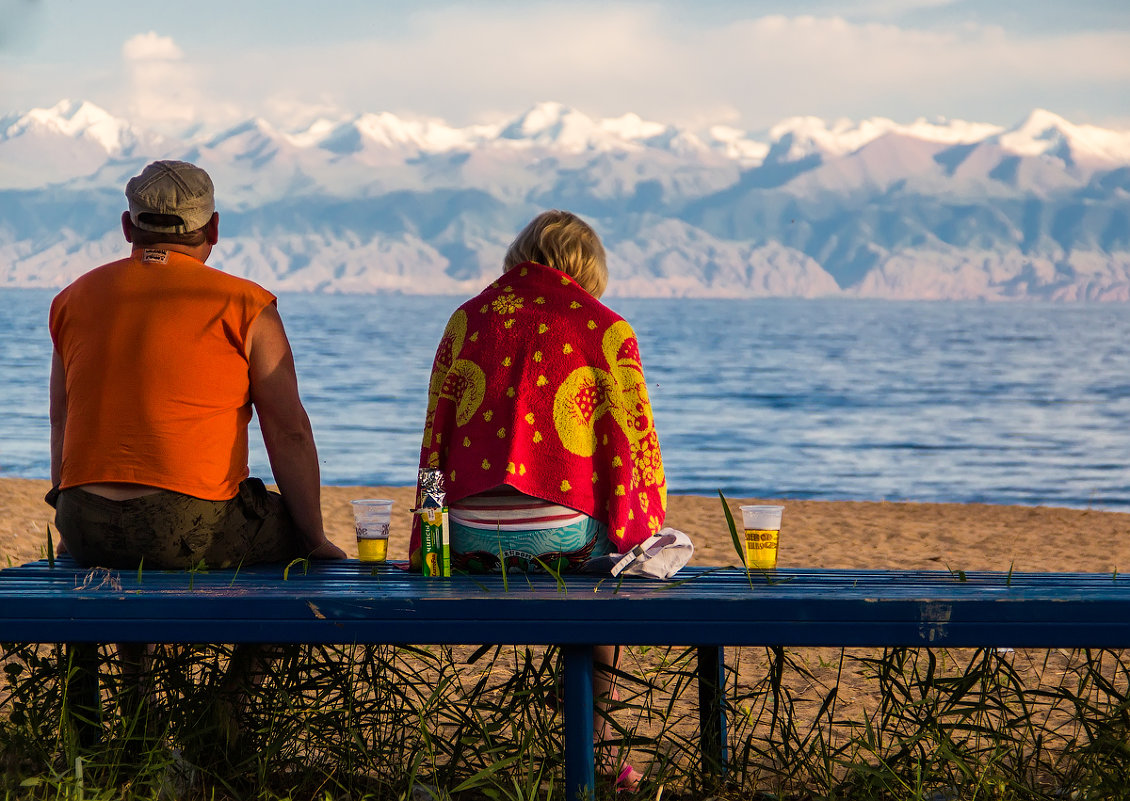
[125,160,215,234]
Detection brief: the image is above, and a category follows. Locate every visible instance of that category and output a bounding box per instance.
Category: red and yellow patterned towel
[411,261,666,560]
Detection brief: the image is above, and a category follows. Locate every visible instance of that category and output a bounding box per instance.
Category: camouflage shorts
[53,478,303,570]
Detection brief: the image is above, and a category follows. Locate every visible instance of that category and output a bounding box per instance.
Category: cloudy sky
[2,0,1128,135]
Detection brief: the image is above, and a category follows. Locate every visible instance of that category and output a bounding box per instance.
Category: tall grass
[1,641,1129,799]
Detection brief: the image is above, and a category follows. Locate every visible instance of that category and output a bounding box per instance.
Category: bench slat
[3,559,1129,648]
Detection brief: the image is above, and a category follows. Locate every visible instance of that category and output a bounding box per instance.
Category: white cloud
[675,15,1130,127]
[262,97,348,130]
[841,0,960,18]
[122,31,183,62]
[122,31,199,131]
[3,2,1129,137]
[185,6,1129,134]
[9,7,1109,137]
[200,6,744,129]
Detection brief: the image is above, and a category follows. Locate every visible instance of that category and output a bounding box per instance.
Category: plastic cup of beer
[352,499,393,562]
[739,505,783,570]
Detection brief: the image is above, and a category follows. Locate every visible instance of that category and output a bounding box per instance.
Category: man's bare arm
[246,304,345,559]
[49,350,66,489]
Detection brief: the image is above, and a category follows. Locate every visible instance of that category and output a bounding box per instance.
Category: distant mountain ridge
[2,100,1129,300]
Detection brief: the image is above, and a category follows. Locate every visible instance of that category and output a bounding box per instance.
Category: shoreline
[3,477,1129,573]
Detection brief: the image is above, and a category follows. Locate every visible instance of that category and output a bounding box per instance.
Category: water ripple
[4,290,1130,510]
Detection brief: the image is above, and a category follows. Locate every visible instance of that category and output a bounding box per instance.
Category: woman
[411,210,667,788]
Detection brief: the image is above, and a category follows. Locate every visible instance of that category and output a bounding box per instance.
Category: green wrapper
[416,468,449,577]
[419,506,450,577]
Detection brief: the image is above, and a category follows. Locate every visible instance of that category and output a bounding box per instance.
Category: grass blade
[717,490,744,565]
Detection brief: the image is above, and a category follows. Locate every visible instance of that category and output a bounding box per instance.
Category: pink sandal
[614,763,641,793]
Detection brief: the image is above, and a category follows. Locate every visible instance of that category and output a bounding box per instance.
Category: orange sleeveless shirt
[49,249,277,500]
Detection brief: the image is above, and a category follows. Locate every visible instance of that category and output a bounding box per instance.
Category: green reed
[1,639,1129,800]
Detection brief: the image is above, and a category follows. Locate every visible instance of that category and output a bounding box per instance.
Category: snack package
[416,469,450,577]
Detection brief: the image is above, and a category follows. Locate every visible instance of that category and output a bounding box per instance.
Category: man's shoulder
[202,263,273,296]
[73,255,134,279]
[152,252,276,302]
[54,254,275,316]
[54,257,132,299]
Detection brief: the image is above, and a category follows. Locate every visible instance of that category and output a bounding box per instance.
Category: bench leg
[65,643,101,749]
[563,644,595,801]
[698,645,728,779]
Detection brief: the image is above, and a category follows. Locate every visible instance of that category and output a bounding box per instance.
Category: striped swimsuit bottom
[448,487,613,574]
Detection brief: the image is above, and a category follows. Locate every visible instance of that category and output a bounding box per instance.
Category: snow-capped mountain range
[3,100,1129,300]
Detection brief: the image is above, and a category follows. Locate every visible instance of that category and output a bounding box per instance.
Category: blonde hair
[503,210,608,298]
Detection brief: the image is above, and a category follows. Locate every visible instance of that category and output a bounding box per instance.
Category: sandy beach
[3,476,1129,571]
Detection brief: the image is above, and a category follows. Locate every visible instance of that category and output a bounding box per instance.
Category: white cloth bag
[608,528,695,579]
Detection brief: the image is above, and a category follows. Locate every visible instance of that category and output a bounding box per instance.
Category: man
[48,159,345,568]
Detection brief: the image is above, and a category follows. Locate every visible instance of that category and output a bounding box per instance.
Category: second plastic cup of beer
[739,505,783,570]
[352,499,393,562]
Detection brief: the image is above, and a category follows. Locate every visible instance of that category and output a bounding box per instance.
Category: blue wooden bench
[3,556,1130,800]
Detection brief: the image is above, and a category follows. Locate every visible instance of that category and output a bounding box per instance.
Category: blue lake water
[4,289,1130,510]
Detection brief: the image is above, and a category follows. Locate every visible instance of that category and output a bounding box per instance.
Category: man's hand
[306,539,347,560]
